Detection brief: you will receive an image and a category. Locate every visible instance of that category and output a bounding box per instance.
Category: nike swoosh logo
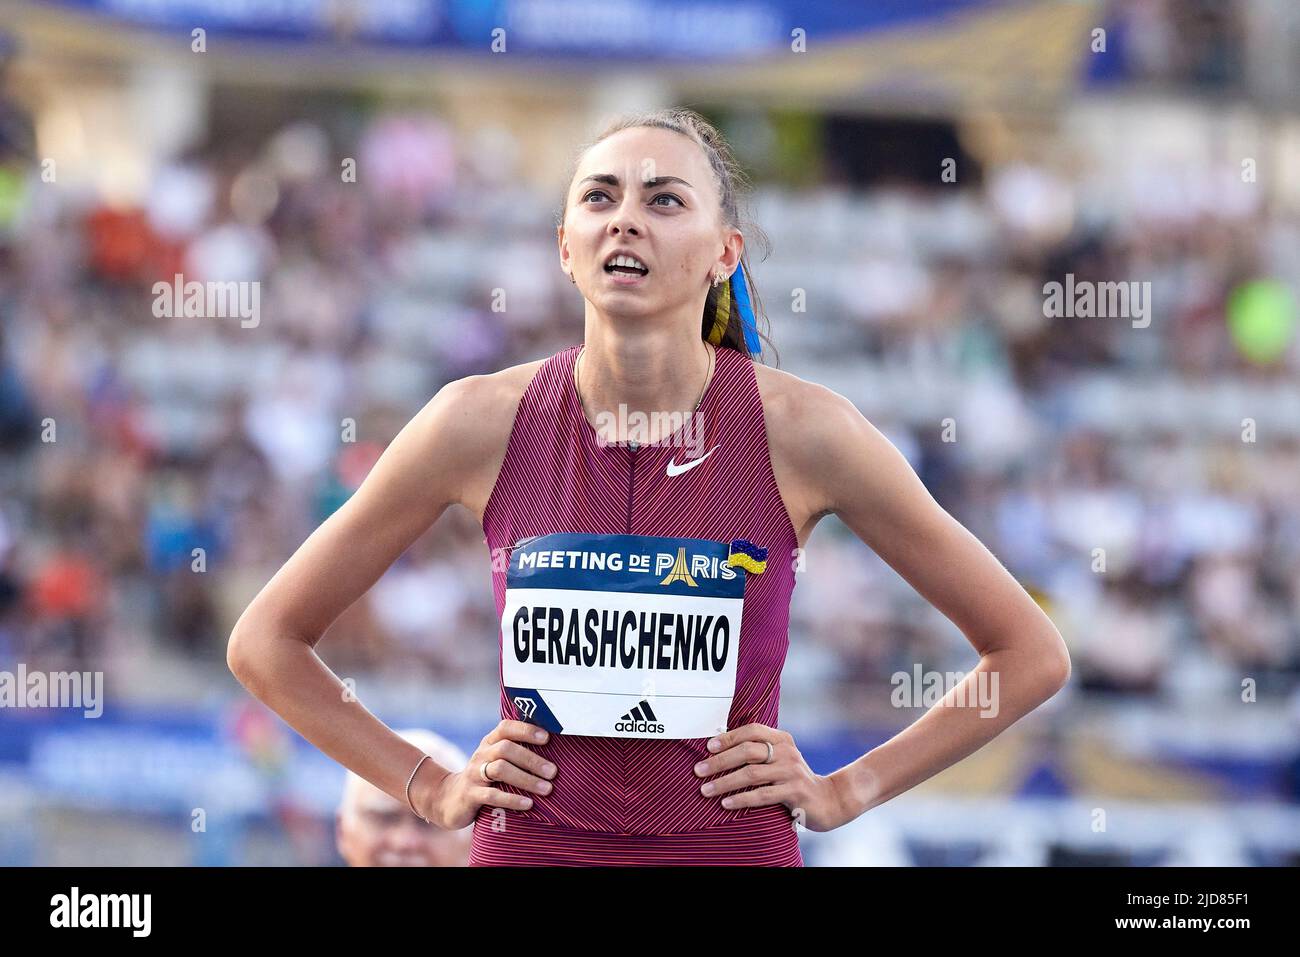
[666,444,720,477]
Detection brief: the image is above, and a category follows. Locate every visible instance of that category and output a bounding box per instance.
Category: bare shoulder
[751,361,865,546]
[437,356,546,425]
[751,361,857,423]
[422,356,547,526]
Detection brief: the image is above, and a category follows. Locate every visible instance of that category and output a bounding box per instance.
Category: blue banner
[43,0,1020,61]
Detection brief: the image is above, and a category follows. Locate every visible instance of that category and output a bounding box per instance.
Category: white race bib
[501,532,747,739]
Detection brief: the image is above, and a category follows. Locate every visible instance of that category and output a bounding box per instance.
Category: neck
[576,322,713,447]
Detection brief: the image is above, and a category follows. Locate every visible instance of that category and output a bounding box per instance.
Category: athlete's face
[559,126,742,320]
[336,783,470,867]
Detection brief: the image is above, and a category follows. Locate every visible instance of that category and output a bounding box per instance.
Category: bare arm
[226,373,551,828]
[793,384,1071,823]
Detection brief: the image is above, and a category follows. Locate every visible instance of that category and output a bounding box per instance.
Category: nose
[606,195,643,238]
[390,820,428,852]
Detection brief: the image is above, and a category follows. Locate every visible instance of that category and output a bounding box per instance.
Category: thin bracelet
[405,754,433,824]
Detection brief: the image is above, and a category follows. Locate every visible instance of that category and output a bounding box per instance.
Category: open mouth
[603,253,650,278]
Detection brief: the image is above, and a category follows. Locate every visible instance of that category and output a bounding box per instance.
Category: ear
[716,227,744,278]
[557,223,570,276]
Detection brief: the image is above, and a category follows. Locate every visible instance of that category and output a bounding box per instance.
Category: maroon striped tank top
[471,342,802,866]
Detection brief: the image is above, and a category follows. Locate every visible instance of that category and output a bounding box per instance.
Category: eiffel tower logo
[658,546,698,587]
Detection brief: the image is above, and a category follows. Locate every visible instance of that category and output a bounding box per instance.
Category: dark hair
[557,107,777,364]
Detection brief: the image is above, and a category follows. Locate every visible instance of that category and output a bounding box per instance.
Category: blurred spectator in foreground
[335,728,471,867]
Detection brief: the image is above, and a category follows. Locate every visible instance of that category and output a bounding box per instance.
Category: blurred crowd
[0,98,1297,734]
[771,151,1300,720]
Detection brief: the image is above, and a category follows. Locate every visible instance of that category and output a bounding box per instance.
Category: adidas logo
[614,700,665,735]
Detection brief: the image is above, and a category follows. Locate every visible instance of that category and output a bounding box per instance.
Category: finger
[702,761,780,798]
[695,739,774,778]
[486,720,550,747]
[492,740,558,780]
[483,757,554,796]
[472,786,535,812]
[705,722,773,754]
[718,784,786,810]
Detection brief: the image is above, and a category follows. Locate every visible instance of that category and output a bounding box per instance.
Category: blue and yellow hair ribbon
[707,271,730,346]
[706,261,761,357]
[730,261,761,356]
[727,538,767,574]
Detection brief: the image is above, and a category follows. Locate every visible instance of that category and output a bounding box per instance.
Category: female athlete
[227,108,1071,866]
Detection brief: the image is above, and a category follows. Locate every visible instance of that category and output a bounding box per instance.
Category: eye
[651,193,684,207]
[582,189,611,203]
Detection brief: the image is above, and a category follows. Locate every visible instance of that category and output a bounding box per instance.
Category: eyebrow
[578,173,694,190]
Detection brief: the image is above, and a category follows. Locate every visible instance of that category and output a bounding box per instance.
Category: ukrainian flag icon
[726,538,767,574]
